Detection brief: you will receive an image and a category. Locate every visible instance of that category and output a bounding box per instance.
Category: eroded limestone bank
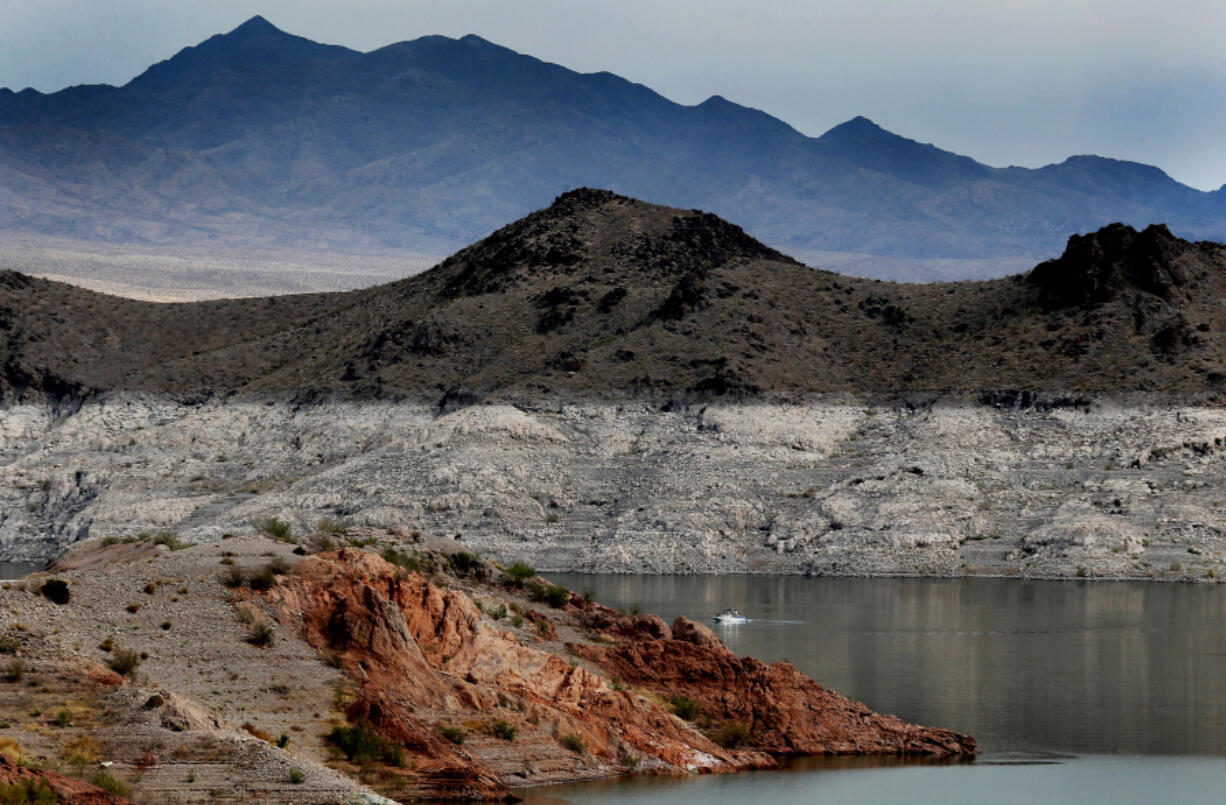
[2,393,1224,580]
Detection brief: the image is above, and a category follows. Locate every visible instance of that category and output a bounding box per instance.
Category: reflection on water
[521,756,1226,805]
[549,574,1226,756]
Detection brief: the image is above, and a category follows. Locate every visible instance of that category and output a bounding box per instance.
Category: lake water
[0,562,42,580]
[522,574,1226,804]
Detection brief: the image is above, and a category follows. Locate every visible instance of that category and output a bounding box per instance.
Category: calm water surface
[524,574,1226,804]
[0,562,41,580]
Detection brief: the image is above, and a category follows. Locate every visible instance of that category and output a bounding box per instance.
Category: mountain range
[1,15,1224,282]
[2,187,1225,401]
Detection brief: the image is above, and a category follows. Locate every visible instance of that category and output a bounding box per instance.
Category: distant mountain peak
[228,15,283,36]
[819,116,897,143]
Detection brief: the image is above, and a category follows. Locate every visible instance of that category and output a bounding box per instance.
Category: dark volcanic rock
[1028,223,1196,307]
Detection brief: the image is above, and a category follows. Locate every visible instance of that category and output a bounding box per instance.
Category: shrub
[292,546,307,556]
[53,709,72,727]
[247,568,277,591]
[716,723,751,749]
[582,587,595,602]
[315,517,346,535]
[289,769,305,785]
[254,517,292,542]
[510,614,524,628]
[276,734,290,749]
[381,548,420,573]
[491,720,517,741]
[108,649,141,677]
[96,637,114,653]
[609,676,626,692]
[0,635,17,655]
[222,566,244,587]
[536,620,551,638]
[143,695,164,710]
[247,623,275,648]
[559,733,585,752]
[327,722,405,766]
[125,603,141,614]
[153,532,188,551]
[87,771,129,798]
[160,621,172,631]
[439,725,465,745]
[267,557,291,575]
[0,779,57,804]
[669,695,701,720]
[235,605,256,625]
[491,603,507,621]
[4,659,24,683]
[39,580,70,605]
[449,551,481,576]
[504,562,535,586]
[544,585,569,608]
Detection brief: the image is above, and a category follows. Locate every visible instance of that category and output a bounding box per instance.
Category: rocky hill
[2,192,1226,582]
[2,188,1226,402]
[0,535,973,802]
[2,16,1224,277]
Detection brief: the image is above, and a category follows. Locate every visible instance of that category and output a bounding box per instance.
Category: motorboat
[713,609,747,624]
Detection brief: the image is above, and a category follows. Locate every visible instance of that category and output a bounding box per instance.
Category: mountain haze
[1,16,1224,281]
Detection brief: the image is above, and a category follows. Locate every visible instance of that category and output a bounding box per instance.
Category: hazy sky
[3,0,1224,191]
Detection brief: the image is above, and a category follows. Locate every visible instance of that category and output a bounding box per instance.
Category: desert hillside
[2,188,1226,402]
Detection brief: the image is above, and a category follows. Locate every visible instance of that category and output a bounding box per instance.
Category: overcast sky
[3,0,1224,191]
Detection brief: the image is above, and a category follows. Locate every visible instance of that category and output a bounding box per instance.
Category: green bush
[448,551,481,576]
[716,723,751,749]
[4,658,25,683]
[382,548,421,572]
[153,531,189,551]
[247,623,275,648]
[40,579,70,605]
[254,517,292,542]
[87,771,130,798]
[669,695,701,720]
[267,557,291,575]
[247,567,278,591]
[314,517,346,535]
[510,614,524,628]
[559,733,585,752]
[544,585,569,608]
[108,649,141,677]
[439,725,465,745]
[326,721,405,766]
[222,566,245,588]
[491,720,517,741]
[288,769,305,785]
[504,562,536,586]
[0,779,57,804]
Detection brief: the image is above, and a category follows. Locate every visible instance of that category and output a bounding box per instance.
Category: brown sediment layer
[267,549,975,800]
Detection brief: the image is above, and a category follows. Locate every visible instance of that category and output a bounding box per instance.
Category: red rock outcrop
[0,756,134,805]
[572,610,976,756]
[267,549,973,801]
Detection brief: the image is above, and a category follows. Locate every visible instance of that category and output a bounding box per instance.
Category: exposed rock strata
[265,549,974,798]
[1,394,1224,582]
